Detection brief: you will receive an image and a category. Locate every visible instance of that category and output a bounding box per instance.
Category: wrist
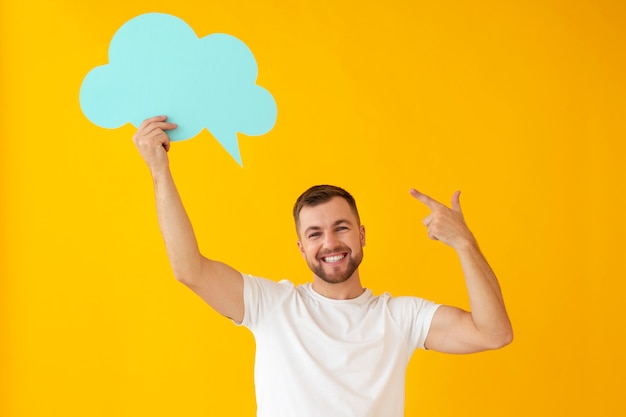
[149,160,171,181]
[453,234,479,254]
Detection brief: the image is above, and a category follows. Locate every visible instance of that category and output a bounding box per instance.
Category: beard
[307,247,364,284]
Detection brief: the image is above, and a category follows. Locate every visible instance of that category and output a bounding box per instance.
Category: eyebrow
[303,219,353,236]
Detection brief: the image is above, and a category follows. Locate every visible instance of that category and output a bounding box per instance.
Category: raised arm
[133,116,244,323]
[410,189,513,354]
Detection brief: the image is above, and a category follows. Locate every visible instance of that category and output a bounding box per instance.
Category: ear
[360,225,366,247]
[297,240,305,258]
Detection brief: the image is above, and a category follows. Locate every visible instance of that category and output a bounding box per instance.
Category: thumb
[451,190,463,216]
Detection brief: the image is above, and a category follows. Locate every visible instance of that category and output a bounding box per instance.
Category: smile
[322,254,346,263]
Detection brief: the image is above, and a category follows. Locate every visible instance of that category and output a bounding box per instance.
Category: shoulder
[243,273,295,293]
[240,274,300,329]
[242,274,301,306]
[385,294,441,322]
[383,294,441,350]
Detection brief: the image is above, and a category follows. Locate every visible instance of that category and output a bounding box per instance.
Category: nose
[322,231,340,250]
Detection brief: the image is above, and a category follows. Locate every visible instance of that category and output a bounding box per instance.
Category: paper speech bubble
[80,13,277,166]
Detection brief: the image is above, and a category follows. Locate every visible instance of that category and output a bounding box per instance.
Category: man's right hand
[133,115,178,173]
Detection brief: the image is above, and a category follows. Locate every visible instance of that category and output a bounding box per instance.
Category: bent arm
[425,240,512,353]
[411,189,512,353]
[135,116,244,323]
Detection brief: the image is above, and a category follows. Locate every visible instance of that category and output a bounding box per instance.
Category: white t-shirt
[238,274,440,417]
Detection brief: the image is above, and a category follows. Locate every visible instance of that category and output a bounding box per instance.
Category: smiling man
[295,187,365,294]
[133,116,513,417]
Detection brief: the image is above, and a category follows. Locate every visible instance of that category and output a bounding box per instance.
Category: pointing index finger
[410,188,440,210]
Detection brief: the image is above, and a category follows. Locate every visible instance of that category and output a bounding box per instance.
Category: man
[133,115,513,417]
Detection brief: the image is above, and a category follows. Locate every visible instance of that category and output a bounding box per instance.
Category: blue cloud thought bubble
[80,13,277,166]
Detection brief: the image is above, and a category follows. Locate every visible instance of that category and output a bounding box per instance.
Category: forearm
[152,166,204,283]
[456,240,513,347]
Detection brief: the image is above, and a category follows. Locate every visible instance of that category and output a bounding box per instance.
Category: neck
[311,273,365,300]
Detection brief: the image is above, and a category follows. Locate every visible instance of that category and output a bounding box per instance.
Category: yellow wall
[2,1,625,416]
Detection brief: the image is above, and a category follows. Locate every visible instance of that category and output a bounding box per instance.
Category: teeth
[323,255,345,263]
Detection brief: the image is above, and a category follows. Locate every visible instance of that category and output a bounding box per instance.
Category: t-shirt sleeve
[235,273,294,330]
[388,296,441,352]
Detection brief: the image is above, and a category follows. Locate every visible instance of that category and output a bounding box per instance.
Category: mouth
[321,253,348,264]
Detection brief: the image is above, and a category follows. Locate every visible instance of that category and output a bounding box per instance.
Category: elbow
[173,271,192,285]
[501,320,514,347]
[494,334,514,350]
[170,254,206,286]
[488,326,514,350]
[171,264,202,287]
[503,327,514,347]
[475,320,513,351]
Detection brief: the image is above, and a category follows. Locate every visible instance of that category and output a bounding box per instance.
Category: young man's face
[297,197,365,284]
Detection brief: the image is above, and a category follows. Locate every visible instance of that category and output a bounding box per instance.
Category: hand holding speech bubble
[79,13,277,166]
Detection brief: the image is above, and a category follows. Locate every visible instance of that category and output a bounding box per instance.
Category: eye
[308,232,321,239]
[336,226,349,232]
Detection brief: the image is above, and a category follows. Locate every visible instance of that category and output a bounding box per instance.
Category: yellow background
[2,0,625,416]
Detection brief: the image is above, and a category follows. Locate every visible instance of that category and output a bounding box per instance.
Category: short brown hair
[293,185,360,231]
